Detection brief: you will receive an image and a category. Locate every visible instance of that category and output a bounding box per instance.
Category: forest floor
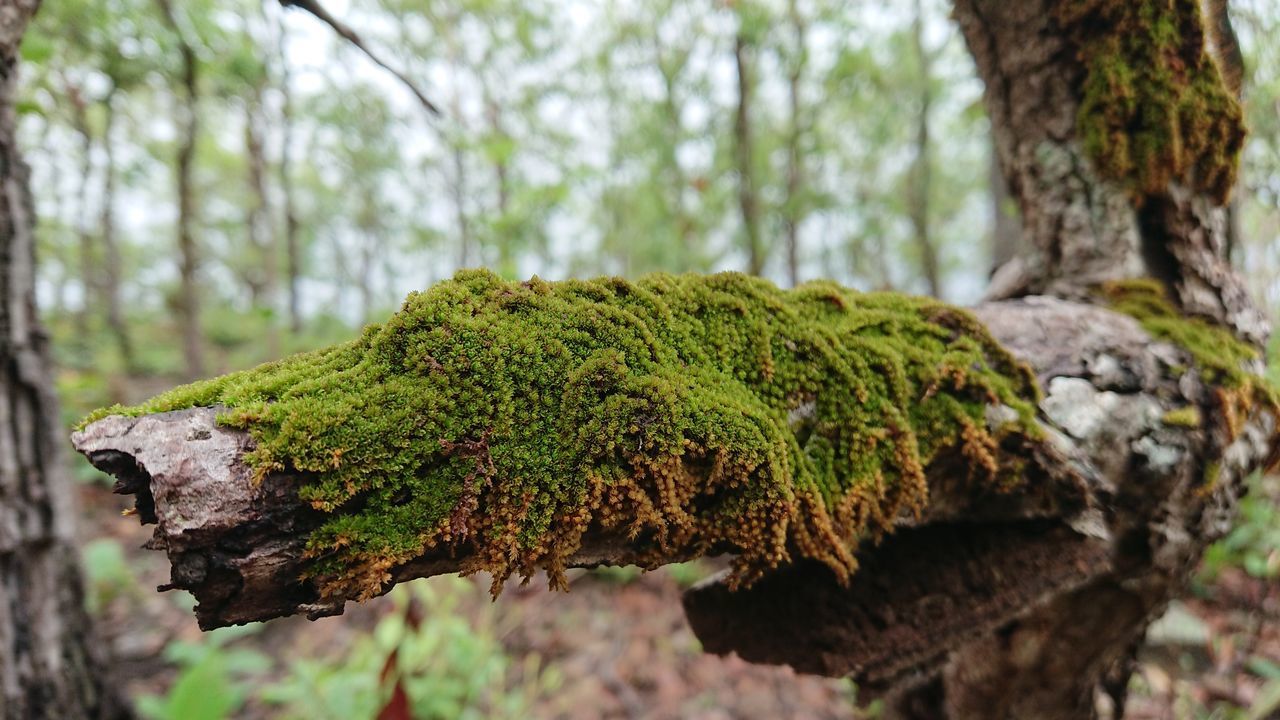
[78,479,1279,719]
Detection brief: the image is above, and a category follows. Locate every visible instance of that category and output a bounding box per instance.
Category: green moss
[1102,279,1264,388]
[1103,279,1279,459]
[1161,406,1202,428]
[1059,0,1245,203]
[86,271,1042,600]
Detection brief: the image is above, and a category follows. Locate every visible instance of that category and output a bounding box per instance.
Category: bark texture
[0,3,125,717]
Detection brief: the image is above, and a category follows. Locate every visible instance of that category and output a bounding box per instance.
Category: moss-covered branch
[84,270,1042,602]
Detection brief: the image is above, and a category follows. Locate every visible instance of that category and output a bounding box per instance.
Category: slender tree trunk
[156,0,205,379]
[0,3,125,716]
[277,14,302,335]
[907,0,941,299]
[244,87,279,358]
[655,36,696,267]
[485,95,514,277]
[450,143,472,268]
[782,0,806,288]
[67,78,94,362]
[99,87,134,373]
[733,28,763,276]
[987,134,1022,276]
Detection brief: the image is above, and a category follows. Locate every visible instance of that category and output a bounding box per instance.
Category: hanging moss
[84,271,1042,600]
[1059,0,1245,203]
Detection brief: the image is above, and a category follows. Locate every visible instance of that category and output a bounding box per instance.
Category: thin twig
[278,0,442,116]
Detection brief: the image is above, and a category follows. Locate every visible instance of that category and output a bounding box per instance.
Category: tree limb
[278,0,441,116]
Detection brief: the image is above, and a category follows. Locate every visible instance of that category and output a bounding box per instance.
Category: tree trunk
[0,3,125,716]
[732,27,763,276]
[277,13,302,335]
[67,77,95,364]
[907,0,942,299]
[986,134,1022,279]
[782,0,806,288]
[100,86,134,374]
[156,0,205,380]
[244,86,279,358]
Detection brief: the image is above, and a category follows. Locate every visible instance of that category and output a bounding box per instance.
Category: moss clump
[86,271,1042,600]
[1161,406,1202,428]
[1102,279,1279,452]
[1059,0,1245,203]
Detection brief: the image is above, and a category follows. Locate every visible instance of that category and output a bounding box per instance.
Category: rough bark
[685,296,1276,718]
[0,3,126,716]
[960,0,1266,345]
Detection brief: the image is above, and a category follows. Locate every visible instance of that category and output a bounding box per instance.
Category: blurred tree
[0,2,125,716]
[154,0,207,379]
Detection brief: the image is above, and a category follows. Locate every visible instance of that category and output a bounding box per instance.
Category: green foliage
[1061,0,1245,202]
[1201,475,1280,581]
[80,538,139,614]
[261,579,558,720]
[87,270,1040,601]
[136,627,270,720]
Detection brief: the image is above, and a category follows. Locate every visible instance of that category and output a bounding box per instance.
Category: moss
[86,271,1042,600]
[1102,279,1280,481]
[1059,0,1245,203]
[1161,406,1202,428]
[1101,279,1265,389]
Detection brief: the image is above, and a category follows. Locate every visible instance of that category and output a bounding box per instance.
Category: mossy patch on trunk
[85,271,1042,600]
[1103,279,1279,468]
[1060,0,1245,203]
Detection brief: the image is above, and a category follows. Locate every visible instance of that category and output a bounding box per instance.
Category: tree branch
[278,0,441,116]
